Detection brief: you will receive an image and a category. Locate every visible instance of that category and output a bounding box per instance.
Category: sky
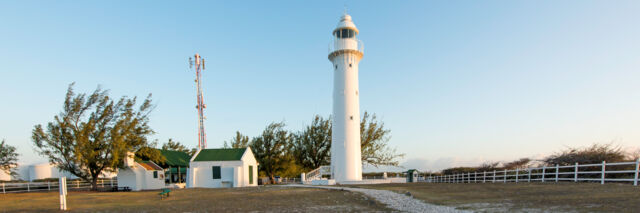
[1,0,639,172]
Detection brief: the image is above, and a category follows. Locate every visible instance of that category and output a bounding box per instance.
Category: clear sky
[1,0,639,172]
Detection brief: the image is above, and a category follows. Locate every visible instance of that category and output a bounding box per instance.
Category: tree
[544,143,627,166]
[250,122,292,183]
[441,167,478,175]
[360,112,404,167]
[32,84,154,190]
[135,141,165,163]
[291,115,332,171]
[162,138,196,156]
[475,161,501,172]
[223,131,250,149]
[0,139,19,178]
[503,158,531,170]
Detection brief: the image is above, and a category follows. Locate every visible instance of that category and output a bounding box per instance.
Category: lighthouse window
[350,116,354,120]
[335,65,337,69]
[349,63,352,67]
[335,29,355,39]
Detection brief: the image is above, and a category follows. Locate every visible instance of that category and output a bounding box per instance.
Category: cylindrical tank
[329,14,364,183]
[29,163,54,181]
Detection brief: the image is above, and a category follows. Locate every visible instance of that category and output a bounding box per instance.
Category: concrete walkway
[285,184,471,213]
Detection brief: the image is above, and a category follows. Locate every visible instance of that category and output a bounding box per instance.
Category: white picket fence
[1,178,118,193]
[423,159,640,186]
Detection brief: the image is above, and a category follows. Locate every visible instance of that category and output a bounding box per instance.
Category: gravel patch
[286,185,471,213]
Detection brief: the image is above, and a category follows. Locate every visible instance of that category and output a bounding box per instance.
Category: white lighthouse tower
[329,14,364,183]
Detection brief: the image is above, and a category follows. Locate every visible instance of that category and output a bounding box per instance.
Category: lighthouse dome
[333,14,359,36]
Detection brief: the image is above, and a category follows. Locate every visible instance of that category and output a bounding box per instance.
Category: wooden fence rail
[1,178,117,193]
[422,159,640,186]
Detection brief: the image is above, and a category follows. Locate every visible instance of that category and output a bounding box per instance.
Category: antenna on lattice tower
[189,53,208,150]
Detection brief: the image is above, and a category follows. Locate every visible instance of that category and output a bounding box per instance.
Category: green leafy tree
[223,131,250,148]
[0,139,19,178]
[135,141,165,163]
[360,112,404,167]
[292,115,332,171]
[32,84,154,190]
[250,122,292,183]
[162,138,196,156]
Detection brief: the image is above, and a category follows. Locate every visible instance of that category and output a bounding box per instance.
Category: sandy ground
[286,184,470,213]
[350,182,640,212]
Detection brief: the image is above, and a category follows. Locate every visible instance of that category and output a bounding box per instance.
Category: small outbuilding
[117,152,165,191]
[406,169,419,183]
[186,147,258,188]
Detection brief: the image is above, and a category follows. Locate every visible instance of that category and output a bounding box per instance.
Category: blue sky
[1,1,639,171]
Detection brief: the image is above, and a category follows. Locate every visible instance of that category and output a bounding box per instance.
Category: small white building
[117,152,165,191]
[186,148,258,188]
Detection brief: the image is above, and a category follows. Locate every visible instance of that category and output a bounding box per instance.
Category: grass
[351,182,640,212]
[0,186,391,212]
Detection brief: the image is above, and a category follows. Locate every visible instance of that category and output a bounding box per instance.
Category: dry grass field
[0,186,391,212]
[351,182,640,212]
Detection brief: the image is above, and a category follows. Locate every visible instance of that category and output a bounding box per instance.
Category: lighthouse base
[306,178,406,185]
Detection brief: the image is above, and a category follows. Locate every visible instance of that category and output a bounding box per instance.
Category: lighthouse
[329,14,364,183]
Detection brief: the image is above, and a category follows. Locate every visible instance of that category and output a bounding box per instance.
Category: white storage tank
[28,163,58,181]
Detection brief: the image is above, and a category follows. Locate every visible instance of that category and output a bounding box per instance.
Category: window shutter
[249,165,254,184]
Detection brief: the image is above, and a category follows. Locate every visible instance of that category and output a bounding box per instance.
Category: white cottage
[117,152,165,191]
[186,147,258,188]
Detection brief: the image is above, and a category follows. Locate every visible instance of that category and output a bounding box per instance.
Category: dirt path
[286,184,471,213]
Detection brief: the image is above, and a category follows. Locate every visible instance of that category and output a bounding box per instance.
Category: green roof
[165,167,188,174]
[158,149,191,167]
[193,148,246,161]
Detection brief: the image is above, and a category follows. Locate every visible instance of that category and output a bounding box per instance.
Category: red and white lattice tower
[190,54,207,150]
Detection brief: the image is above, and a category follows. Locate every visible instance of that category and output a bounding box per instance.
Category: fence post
[504,170,507,183]
[493,170,496,183]
[542,166,546,182]
[528,169,531,182]
[48,181,51,191]
[467,172,470,183]
[2,182,4,194]
[634,158,639,186]
[474,172,477,183]
[76,180,79,188]
[483,171,486,183]
[574,162,579,182]
[555,164,559,182]
[101,179,104,187]
[601,161,606,185]
[110,178,114,187]
[516,169,519,183]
